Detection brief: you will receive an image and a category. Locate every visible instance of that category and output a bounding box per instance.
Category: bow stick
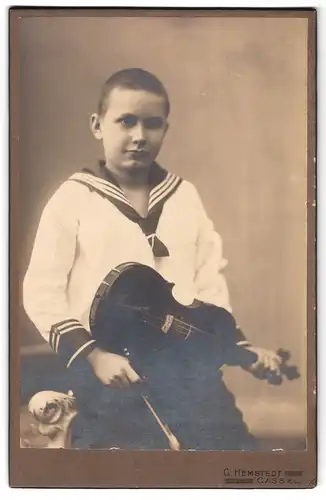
[123,348,181,450]
[142,395,180,451]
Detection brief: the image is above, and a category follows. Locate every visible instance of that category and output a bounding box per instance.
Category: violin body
[91,263,244,365]
[90,262,298,382]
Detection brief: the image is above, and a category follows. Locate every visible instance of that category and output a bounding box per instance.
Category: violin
[90,262,299,383]
[26,262,299,449]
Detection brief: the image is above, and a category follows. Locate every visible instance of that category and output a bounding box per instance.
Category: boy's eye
[117,115,164,130]
[118,115,137,128]
[144,117,164,129]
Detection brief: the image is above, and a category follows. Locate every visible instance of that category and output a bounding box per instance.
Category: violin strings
[115,302,209,336]
[142,311,213,338]
[142,317,196,339]
[115,301,219,339]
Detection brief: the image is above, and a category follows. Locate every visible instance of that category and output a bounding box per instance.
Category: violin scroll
[255,348,300,385]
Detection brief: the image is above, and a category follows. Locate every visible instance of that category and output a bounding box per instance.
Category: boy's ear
[90,113,102,140]
[164,121,169,136]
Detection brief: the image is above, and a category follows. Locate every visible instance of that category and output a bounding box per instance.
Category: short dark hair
[97,68,170,117]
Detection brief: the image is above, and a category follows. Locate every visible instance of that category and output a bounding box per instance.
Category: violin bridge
[161,314,174,334]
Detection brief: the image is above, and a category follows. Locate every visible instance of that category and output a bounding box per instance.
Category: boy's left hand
[244,346,283,379]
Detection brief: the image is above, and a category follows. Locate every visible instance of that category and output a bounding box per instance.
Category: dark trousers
[65,342,257,450]
[22,341,257,451]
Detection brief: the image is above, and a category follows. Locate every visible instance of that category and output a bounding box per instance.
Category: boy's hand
[87,347,141,387]
[244,346,283,378]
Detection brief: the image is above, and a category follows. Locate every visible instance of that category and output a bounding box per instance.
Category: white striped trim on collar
[69,172,133,207]
[81,174,124,197]
[69,170,181,214]
[149,172,175,199]
[148,175,181,212]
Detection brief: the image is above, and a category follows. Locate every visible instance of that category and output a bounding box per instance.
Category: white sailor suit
[23,162,256,450]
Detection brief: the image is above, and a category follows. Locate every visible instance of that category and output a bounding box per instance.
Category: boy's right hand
[86,347,141,387]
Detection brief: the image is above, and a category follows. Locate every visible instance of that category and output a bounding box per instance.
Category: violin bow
[142,394,181,451]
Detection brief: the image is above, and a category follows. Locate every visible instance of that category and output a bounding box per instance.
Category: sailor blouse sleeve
[23,182,97,367]
[191,186,250,345]
[189,186,232,313]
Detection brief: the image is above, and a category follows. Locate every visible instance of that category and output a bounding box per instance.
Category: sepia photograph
[10,7,316,487]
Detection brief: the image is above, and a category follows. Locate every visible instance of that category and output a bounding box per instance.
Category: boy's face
[91,87,169,173]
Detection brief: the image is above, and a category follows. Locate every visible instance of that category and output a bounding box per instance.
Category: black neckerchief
[69,161,183,257]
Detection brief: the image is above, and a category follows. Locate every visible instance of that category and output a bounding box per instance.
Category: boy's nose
[131,124,147,145]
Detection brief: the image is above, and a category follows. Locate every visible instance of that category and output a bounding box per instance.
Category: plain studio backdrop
[17,15,308,443]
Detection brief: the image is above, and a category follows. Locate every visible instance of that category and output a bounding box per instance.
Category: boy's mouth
[125,150,149,159]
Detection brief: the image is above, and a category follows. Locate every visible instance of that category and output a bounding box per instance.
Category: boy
[23,68,282,450]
